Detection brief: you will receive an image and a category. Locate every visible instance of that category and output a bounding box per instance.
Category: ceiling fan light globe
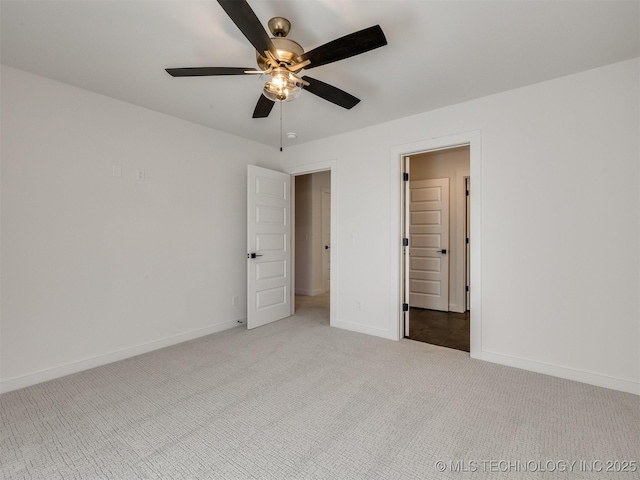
[262,84,302,102]
[261,69,303,103]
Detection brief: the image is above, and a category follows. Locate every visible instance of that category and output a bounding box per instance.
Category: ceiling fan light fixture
[167,3,388,120]
[261,68,303,102]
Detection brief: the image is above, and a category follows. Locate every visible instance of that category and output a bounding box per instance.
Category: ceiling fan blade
[296,25,387,69]
[217,0,278,58]
[165,67,254,77]
[302,76,360,109]
[253,94,275,118]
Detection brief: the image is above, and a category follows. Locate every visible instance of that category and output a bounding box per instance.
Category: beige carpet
[1,296,639,479]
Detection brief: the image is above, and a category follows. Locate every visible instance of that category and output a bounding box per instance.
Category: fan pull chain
[279,101,283,152]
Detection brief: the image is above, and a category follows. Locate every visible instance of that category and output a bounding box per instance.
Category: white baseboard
[472,350,639,395]
[0,318,244,394]
[332,320,396,341]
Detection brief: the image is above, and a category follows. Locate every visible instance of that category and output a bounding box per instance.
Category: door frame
[286,160,337,327]
[390,131,482,357]
[321,187,331,293]
[465,176,471,311]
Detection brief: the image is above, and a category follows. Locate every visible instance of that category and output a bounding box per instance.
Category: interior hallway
[295,293,330,323]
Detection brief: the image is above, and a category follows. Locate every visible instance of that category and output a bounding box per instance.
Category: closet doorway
[403,146,470,351]
[294,171,331,316]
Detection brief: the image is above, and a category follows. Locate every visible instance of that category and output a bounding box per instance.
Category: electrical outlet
[136,169,145,181]
[356,300,362,311]
[112,165,122,178]
[232,295,239,306]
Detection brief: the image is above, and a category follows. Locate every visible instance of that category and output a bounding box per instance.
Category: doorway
[403,146,471,351]
[246,163,335,329]
[293,171,331,316]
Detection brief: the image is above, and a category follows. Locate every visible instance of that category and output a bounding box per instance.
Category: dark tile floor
[408,308,470,352]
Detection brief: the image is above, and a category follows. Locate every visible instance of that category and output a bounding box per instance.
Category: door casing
[391,131,482,357]
[321,187,331,293]
[286,160,336,326]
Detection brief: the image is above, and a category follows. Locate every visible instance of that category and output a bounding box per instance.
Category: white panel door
[247,165,291,329]
[409,178,449,311]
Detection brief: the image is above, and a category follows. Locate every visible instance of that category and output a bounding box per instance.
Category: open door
[247,165,292,329]
[402,156,411,337]
[409,177,450,311]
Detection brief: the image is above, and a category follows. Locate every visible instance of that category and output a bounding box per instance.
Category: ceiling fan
[166,0,387,119]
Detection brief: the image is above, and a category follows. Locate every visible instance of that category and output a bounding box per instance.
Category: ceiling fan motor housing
[256,37,304,70]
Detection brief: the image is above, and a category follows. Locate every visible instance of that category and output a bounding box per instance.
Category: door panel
[256,260,287,280]
[256,286,287,310]
[256,233,286,251]
[409,178,449,311]
[247,165,291,329]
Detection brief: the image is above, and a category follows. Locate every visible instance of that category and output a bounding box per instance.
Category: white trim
[464,176,471,311]
[0,318,242,394]
[287,159,336,176]
[332,320,397,340]
[389,131,482,354]
[289,174,297,317]
[403,156,411,337]
[453,169,470,314]
[321,186,331,294]
[468,135,482,356]
[474,351,640,395]
[285,159,337,328]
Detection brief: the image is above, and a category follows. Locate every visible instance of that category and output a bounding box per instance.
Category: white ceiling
[2,1,638,148]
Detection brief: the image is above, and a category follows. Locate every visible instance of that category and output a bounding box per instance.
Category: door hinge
[466,237,469,244]
[466,286,469,292]
[402,303,409,312]
[403,172,409,182]
[402,238,409,247]
[466,189,469,196]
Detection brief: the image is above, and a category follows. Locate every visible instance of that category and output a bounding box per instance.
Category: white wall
[281,58,640,394]
[411,147,470,313]
[2,59,638,395]
[0,66,279,392]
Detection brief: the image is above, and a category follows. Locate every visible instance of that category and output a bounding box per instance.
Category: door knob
[325,245,330,250]
[437,249,447,254]
[247,253,263,259]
